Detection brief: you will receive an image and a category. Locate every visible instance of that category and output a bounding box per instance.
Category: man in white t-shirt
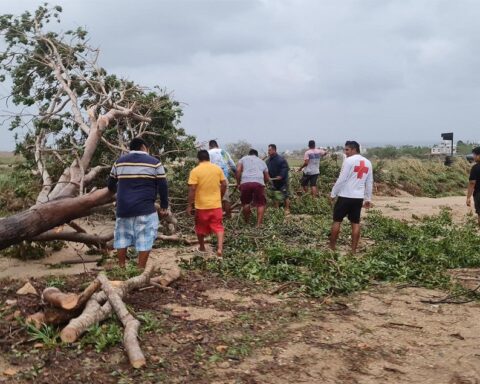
[236,149,270,227]
[329,141,373,253]
[299,140,327,197]
[208,140,236,218]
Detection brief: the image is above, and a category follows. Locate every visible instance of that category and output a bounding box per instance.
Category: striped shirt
[108,150,168,218]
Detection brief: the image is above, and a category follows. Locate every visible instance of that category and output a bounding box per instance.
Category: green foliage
[167,158,197,212]
[81,321,123,352]
[137,311,161,334]
[26,323,61,348]
[0,241,47,260]
[186,208,480,297]
[0,166,39,214]
[367,145,431,159]
[456,141,480,155]
[285,155,469,197]
[289,194,331,215]
[45,276,66,289]
[376,158,470,197]
[106,261,141,280]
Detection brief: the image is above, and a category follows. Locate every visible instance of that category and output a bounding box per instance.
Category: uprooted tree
[0,5,195,250]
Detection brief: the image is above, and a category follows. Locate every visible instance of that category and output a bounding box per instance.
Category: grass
[26,323,61,348]
[377,157,470,197]
[280,156,470,199]
[0,165,39,215]
[0,152,23,166]
[106,261,142,280]
[81,321,123,352]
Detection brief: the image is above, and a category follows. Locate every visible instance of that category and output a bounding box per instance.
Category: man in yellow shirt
[187,150,227,256]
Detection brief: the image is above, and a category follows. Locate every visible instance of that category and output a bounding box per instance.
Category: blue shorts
[114,212,159,251]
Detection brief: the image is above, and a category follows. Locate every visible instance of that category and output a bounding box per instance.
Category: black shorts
[474,192,480,214]
[301,174,319,187]
[333,197,364,224]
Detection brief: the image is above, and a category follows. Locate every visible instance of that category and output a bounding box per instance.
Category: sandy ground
[0,220,114,280]
[210,285,480,384]
[373,194,472,223]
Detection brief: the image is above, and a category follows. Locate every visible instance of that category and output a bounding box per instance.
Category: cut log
[76,280,101,308]
[26,312,46,329]
[60,298,111,343]
[42,287,79,310]
[41,279,101,312]
[0,188,114,250]
[98,274,146,368]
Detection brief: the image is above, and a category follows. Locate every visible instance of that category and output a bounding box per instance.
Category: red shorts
[195,208,224,235]
[240,182,266,207]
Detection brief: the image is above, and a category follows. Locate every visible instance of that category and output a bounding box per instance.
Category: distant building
[431,140,456,155]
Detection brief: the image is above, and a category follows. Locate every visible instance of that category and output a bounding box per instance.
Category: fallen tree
[0,188,114,249]
[0,5,195,250]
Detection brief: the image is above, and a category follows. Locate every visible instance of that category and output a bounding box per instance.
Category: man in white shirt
[236,149,270,227]
[299,140,328,197]
[208,140,236,218]
[329,141,373,253]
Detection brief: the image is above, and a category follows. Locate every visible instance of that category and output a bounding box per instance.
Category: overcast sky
[1,0,480,150]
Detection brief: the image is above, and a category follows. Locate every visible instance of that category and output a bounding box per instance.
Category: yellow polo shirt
[188,162,226,209]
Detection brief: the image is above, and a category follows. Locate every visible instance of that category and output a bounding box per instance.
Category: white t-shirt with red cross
[330,154,373,201]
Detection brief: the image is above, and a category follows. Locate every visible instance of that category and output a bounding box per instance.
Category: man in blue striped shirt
[108,137,168,268]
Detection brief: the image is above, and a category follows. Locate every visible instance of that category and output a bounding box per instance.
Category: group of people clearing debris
[107,137,480,268]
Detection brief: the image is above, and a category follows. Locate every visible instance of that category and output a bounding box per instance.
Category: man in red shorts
[236,149,270,227]
[187,150,227,256]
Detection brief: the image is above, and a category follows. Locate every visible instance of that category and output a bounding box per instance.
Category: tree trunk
[0,188,114,250]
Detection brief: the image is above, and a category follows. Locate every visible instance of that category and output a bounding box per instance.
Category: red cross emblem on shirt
[354,160,369,179]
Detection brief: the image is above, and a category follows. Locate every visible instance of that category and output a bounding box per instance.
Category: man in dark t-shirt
[467,146,480,227]
[266,144,290,214]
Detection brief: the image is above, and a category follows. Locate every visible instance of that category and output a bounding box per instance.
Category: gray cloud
[1,0,480,150]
